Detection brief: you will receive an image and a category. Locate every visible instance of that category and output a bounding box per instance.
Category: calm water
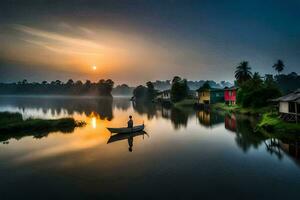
[0,96,299,199]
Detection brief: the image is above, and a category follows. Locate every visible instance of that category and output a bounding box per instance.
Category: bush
[237,73,281,108]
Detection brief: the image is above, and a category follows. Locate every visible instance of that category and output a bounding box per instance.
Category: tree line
[234,59,300,108]
[133,59,299,107]
[0,79,114,96]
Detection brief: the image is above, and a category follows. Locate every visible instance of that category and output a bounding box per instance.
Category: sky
[0,0,299,85]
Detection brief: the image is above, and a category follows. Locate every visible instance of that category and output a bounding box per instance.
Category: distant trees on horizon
[0,79,114,96]
[0,58,298,98]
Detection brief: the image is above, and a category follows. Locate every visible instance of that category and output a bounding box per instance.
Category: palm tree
[235,61,252,84]
[272,59,284,74]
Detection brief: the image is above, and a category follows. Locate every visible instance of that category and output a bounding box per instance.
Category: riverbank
[212,103,273,116]
[256,113,300,136]
[0,112,85,135]
[173,99,197,108]
[208,103,300,136]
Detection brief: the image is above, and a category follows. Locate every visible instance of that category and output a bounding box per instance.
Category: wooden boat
[107,124,144,134]
[107,131,148,144]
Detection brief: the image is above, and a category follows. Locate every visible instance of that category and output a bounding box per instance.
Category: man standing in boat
[127,115,133,128]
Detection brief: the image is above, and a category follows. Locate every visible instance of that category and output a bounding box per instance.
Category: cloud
[22,39,101,56]
[13,24,106,50]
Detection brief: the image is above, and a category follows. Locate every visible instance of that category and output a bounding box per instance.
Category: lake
[0,96,299,199]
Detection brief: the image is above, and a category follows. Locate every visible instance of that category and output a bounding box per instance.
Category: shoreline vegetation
[213,103,300,136]
[257,113,300,135]
[0,60,299,137]
[211,103,274,116]
[135,60,299,136]
[0,112,85,142]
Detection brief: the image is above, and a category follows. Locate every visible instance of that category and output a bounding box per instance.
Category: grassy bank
[0,112,85,136]
[256,113,300,136]
[212,103,274,116]
[173,99,197,108]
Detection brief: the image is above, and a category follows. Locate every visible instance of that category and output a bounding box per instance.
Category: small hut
[196,83,224,104]
[224,86,238,105]
[272,89,300,123]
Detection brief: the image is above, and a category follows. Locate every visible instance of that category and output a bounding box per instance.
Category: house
[156,89,171,100]
[224,86,238,105]
[272,89,300,123]
[196,84,224,104]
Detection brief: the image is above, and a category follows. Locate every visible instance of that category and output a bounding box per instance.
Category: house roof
[224,86,238,91]
[197,88,223,92]
[272,89,300,102]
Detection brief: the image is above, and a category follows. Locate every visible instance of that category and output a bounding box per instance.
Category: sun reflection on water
[91,117,97,129]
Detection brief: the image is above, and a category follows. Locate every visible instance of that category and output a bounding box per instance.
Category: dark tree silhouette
[0,79,115,96]
[235,61,252,84]
[171,76,189,102]
[272,59,284,74]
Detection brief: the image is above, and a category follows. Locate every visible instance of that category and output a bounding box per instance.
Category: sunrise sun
[92,64,97,71]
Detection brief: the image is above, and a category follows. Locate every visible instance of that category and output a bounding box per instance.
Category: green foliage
[133,85,148,99]
[170,76,189,102]
[236,72,281,108]
[212,103,273,116]
[97,79,114,96]
[257,113,300,134]
[0,112,85,136]
[275,72,300,94]
[174,99,197,108]
[133,82,157,101]
[0,112,24,129]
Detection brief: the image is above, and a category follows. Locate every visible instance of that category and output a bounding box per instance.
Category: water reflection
[280,140,300,166]
[107,131,149,152]
[224,113,266,152]
[0,123,75,143]
[1,96,300,199]
[197,110,224,128]
[1,96,300,168]
[223,113,300,165]
[132,101,195,129]
[0,96,114,120]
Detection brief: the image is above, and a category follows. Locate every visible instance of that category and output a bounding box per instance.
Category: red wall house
[224,87,237,105]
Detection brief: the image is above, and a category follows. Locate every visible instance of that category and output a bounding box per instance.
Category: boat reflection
[107,131,149,152]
